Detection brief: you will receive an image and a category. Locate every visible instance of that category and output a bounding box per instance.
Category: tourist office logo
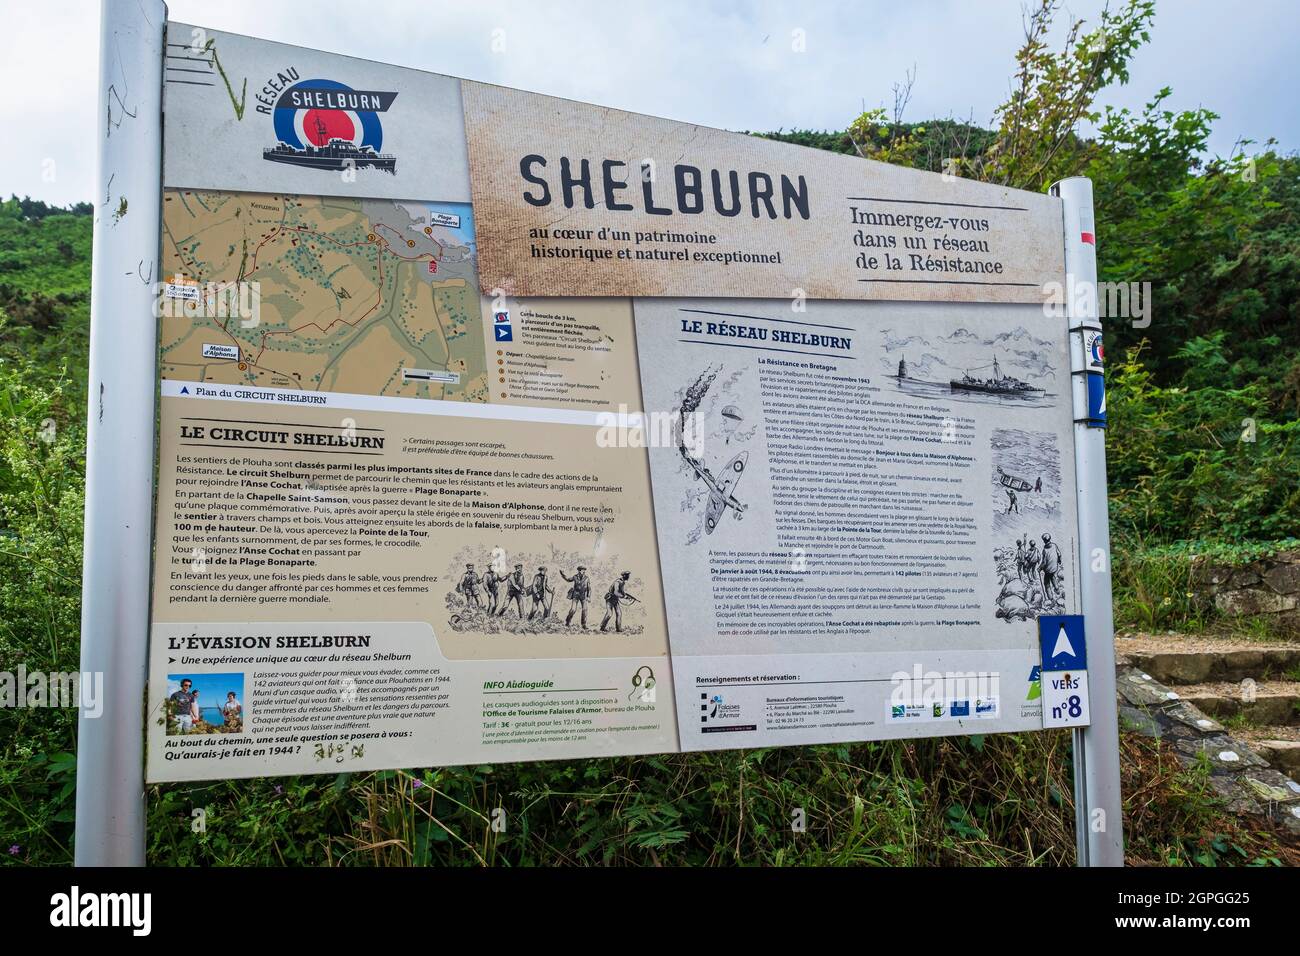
[261,72,399,175]
[1021,666,1045,720]
[700,692,745,727]
[889,666,1000,721]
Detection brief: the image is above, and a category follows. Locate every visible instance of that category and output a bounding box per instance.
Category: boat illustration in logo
[264,116,397,173]
[949,355,1043,396]
[264,78,398,174]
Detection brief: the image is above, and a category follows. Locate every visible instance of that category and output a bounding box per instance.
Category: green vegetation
[1111,537,1300,637]
[764,0,1300,626]
[133,731,1287,867]
[0,326,86,862]
[0,197,93,380]
[2,0,1298,865]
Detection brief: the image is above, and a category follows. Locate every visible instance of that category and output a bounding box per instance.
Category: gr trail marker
[1038,614,1090,729]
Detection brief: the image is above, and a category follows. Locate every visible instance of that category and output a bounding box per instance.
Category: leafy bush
[0,330,86,863]
[1107,343,1300,542]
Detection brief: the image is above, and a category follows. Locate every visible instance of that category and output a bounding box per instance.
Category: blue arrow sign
[1038,614,1086,672]
[1085,371,1106,427]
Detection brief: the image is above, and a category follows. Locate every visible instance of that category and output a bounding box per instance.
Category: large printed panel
[463,82,1064,303]
[149,178,674,779]
[152,21,1079,782]
[632,298,1080,748]
[147,384,676,781]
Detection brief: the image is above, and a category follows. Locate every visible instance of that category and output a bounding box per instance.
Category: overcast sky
[3,0,1297,207]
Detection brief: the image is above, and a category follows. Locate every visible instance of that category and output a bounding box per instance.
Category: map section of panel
[160,190,487,401]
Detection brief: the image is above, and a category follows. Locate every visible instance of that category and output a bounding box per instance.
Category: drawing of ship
[263,116,397,174]
[950,356,1042,396]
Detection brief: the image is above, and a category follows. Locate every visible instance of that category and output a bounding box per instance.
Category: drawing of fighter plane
[688,451,749,534]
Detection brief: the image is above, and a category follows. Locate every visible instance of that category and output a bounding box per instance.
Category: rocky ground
[1115,630,1300,838]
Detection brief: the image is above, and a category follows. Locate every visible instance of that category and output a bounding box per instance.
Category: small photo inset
[165,673,245,735]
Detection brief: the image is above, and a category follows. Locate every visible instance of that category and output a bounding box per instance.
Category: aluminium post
[75,0,168,866]
[1052,176,1124,866]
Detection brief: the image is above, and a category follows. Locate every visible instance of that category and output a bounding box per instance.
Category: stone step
[1177,681,1300,726]
[1116,666,1300,834]
[1251,740,1300,775]
[1123,645,1300,685]
[1237,725,1300,775]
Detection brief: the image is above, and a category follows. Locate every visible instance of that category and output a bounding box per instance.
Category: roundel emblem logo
[273,79,384,152]
[1088,333,1104,367]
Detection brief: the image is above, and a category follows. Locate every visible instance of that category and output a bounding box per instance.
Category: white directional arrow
[1051,623,1075,660]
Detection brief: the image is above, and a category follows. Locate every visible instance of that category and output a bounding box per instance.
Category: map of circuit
[160,189,489,401]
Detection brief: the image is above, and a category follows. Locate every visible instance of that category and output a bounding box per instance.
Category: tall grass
[133,732,1290,867]
[0,337,85,862]
[0,318,1291,867]
[1112,533,1300,639]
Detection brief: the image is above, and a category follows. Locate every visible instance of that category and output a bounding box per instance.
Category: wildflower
[1161,596,1172,606]
[274,785,282,795]
[7,845,19,856]
[413,779,424,789]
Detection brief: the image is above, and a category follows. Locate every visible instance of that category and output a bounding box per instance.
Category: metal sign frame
[75,0,1123,866]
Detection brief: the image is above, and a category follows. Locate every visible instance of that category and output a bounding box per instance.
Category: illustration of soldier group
[1014,532,1064,603]
[456,561,639,632]
[994,531,1067,621]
